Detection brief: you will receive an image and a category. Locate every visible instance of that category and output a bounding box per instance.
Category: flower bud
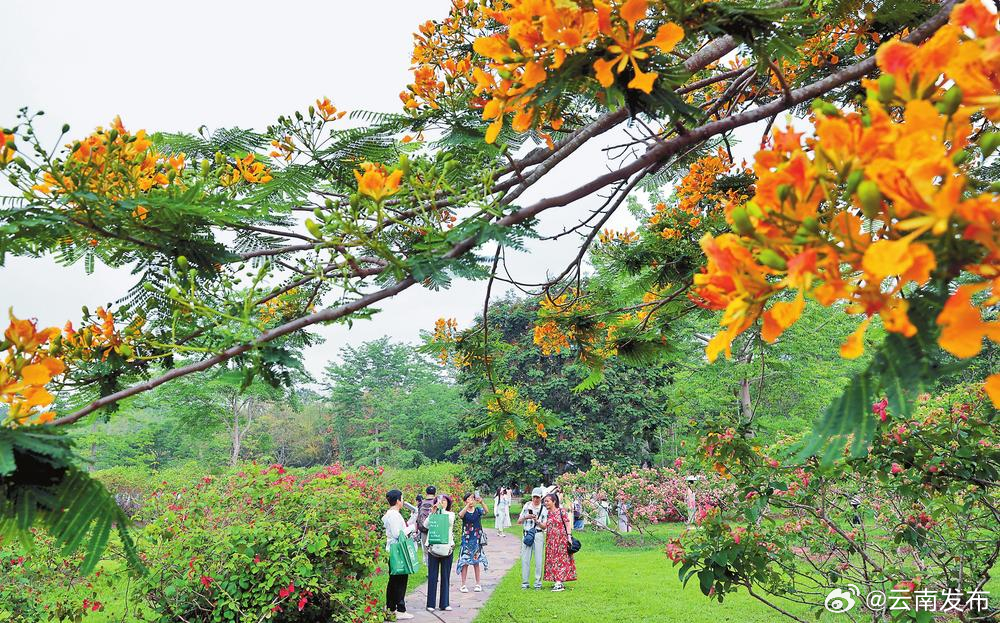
[844,170,863,196]
[730,206,754,236]
[979,132,999,158]
[305,219,323,239]
[757,249,787,270]
[61,124,70,133]
[939,85,962,115]
[857,180,882,218]
[877,74,896,104]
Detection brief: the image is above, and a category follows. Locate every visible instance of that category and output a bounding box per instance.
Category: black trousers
[386,573,409,613]
[426,553,454,609]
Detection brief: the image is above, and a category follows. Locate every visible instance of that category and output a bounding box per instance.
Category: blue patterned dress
[456,507,489,574]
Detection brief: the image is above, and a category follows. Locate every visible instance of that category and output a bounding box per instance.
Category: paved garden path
[404,532,522,623]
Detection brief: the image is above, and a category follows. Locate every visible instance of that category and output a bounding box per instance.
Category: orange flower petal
[840,317,872,359]
[628,69,658,94]
[986,374,1000,409]
[620,0,647,30]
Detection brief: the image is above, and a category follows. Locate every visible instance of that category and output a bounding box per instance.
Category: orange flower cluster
[31,117,185,203]
[675,149,749,216]
[485,386,542,441]
[402,0,483,111]
[315,97,347,123]
[354,162,404,202]
[1,312,65,427]
[62,307,143,363]
[0,129,16,166]
[221,153,272,186]
[532,291,609,358]
[432,317,460,365]
[472,0,683,142]
[259,288,302,325]
[269,136,296,162]
[691,1,1000,406]
[597,228,639,244]
[533,320,572,355]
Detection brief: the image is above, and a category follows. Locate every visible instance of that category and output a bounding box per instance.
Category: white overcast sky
[1,1,768,380]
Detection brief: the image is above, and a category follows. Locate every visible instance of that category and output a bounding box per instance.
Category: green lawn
[473,524,811,623]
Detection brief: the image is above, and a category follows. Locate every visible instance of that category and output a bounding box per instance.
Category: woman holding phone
[456,492,489,593]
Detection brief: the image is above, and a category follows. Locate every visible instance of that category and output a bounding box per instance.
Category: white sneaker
[427,607,435,612]
[552,583,565,592]
[459,585,468,593]
[474,585,482,592]
[521,582,529,589]
[396,614,415,620]
[443,606,453,611]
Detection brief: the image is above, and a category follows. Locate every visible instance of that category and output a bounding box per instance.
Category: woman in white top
[422,495,456,612]
[382,489,416,620]
[494,487,512,536]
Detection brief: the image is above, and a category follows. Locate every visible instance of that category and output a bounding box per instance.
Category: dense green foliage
[450,290,884,486]
[325,338,467,467]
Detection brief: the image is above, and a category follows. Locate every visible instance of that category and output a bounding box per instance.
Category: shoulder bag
[559,510,582,556]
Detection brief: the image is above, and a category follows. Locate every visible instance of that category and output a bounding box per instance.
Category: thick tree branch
[49,4,954,426]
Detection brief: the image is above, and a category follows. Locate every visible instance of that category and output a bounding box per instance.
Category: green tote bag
[427,512,450,545]
[389,535,420,575]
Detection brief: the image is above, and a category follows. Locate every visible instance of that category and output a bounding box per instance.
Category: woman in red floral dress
[542,493,576,591]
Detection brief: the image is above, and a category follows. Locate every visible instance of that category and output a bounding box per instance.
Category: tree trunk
[230,405,241,466]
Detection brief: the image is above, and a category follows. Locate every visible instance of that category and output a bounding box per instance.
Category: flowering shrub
[558,460,735,538]
[0,530,114,622]
[673,383,999,620]
[134,464,385,623]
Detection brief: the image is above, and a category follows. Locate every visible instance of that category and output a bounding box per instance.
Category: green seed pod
[979,132,999,158]
[757,249,788,270]
[877,74,896,104]
[940,85,963,116]
[844,170,864,195]
[305,218,323,239]
[730,206,754,236]
[857,180,882,218]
